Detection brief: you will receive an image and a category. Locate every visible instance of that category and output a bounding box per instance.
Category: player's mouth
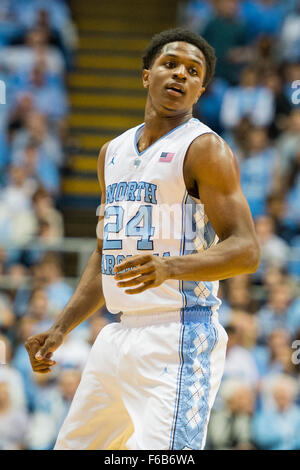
[165,83,185,97]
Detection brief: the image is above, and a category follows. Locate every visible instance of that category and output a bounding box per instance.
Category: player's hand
[25,328,64,374]
[114,254,170,294]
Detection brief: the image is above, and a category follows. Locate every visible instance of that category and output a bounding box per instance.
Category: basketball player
[25,28,260,450]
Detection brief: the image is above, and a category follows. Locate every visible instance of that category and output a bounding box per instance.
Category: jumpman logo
[109,155,116,166]
[160,365,168,376]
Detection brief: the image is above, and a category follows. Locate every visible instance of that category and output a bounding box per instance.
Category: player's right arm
[25,142,110,373]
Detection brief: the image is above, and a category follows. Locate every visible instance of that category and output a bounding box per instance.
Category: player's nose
[172,64,187,80]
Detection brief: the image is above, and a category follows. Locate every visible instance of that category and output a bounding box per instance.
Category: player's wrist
[163,256,176,280]
[51,320,69,337]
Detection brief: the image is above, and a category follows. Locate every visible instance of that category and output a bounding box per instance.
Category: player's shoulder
[185,124,238,186]
[188,126,234,166]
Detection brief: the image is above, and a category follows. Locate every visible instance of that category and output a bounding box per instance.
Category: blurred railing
[0,237,96,289]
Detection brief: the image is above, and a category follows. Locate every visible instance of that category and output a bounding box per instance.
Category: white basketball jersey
[101,117,221,315]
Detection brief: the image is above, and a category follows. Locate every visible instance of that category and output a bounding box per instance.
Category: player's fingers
[114,254,151,273]
[34,368,51,374]
[32,360,56,370]
[117,273,154,288]
[36,339,57,360]
[125,280,154,295]
[35,359,56,367]
[115,263,154,281]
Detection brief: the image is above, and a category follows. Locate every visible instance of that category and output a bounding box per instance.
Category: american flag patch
[159,152,175,162]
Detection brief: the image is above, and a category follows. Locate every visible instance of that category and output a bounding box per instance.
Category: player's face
[142,41,206,115]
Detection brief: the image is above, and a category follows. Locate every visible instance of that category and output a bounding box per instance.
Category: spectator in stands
[262,265,288,294]
[226,276,258,312]
[180,0,213,34]
[282,150,300,238]
[0,294,15,335]
[1,164,34,209]
[263,69,292,139]
[25,370,62,450]
[223,322,260,386]
[0,128,9,171]
[0,27,65,76]
[220,67,275,130]
[21,140,60,195]
[207,379,255,449]
[194,77,228,134]
[0,165,37,244]
[0,381,28,449]
[250,36,277,78]
[12,316,41,410]
[0,0,23,48]
[257,282,300,342]
[266,192,295,243]
[32,187,64,239]
[240,0,286,43]
[13,257,50,318]
[25,368,81,450]
[223,116,252,163]
[11,59,68,124]
[276,109,300,176]
[252,374,300,450]
[8,92,34,138]
[54,369,81,430]
[254,215,290,280]
[239,127,279,218]
[259,329,296,377]
[37,253,74,316]
[10,0,77,63]
[279,3,300,62]
[11,111,64,168]
[27,288,52,333]
[202,0,250,85]
[0,335,27,410]
[0,247,6,276]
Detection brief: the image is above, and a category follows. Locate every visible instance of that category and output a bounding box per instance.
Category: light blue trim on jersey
[181,195,220,309]
[133,118,198,157]
[171,320,218,450]
[179,190,188,311]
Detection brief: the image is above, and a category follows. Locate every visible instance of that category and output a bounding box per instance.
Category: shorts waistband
[120,307,213,328]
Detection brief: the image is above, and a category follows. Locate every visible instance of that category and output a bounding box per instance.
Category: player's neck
[138,105,193,153]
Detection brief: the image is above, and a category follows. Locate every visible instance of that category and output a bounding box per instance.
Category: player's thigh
[120,320,183,449]
[121,320,227,450]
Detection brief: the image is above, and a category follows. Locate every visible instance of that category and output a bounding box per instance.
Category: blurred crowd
[180,0,300,450]
[0,0,88,450]
[0,0,300,451]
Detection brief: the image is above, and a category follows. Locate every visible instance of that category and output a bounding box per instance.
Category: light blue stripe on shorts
[170,311,218,450]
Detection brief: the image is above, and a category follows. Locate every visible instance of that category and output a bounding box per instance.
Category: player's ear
[142,69,150,89]
[195,87,205,103]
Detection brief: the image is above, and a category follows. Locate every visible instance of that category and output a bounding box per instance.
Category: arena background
[0,0,300,450]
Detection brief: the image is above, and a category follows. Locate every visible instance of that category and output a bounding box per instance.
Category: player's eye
[189,68,198,76]
[165,61,176,68]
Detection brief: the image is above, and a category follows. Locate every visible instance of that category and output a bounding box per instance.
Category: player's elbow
[243,239,261,274]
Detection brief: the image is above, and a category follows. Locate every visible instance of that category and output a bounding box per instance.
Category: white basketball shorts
[54,307,228,450]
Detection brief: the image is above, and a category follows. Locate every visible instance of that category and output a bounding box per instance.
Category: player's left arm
[114,133,260,294]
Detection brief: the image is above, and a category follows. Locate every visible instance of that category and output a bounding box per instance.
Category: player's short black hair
[142,27,216,88]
